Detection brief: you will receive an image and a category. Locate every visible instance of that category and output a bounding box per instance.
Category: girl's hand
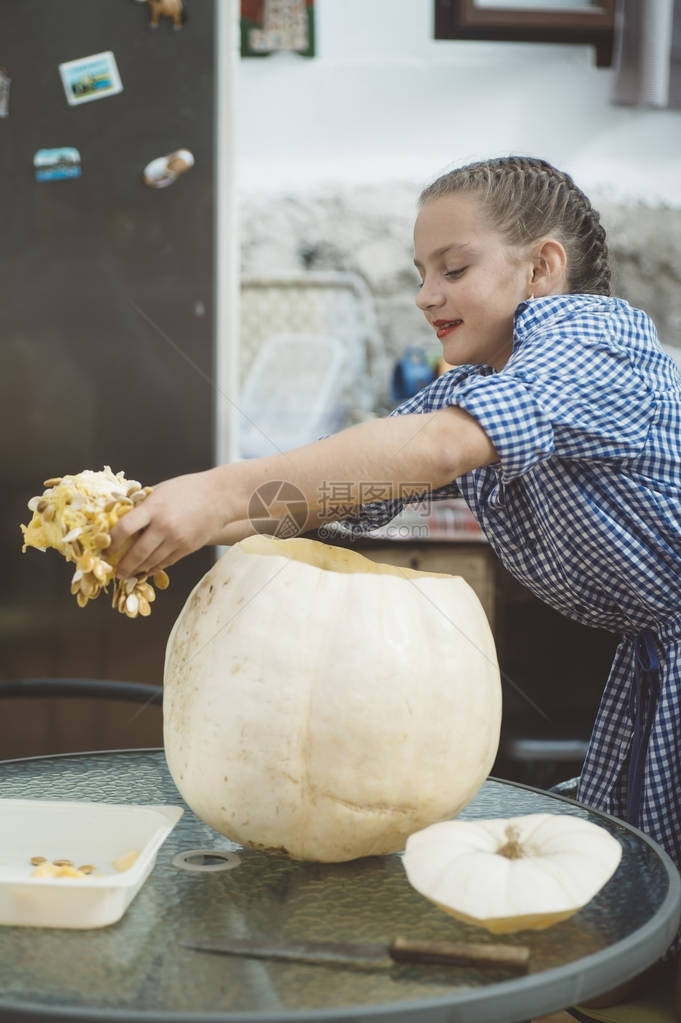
[108,470,228,579]
[107,406,496,579]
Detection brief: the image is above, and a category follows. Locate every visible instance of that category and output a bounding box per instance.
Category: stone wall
[240,184,681,402]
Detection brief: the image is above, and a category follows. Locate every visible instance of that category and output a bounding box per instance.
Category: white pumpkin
[163,534,501,862]
[402,813,622,933]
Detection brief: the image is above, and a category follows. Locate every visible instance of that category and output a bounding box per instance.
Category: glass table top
[0,748,678,1023]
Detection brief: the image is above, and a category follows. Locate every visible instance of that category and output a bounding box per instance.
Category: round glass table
[0,748,678,1023]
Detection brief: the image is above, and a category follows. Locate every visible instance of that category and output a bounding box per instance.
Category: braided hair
[419,156,611,297]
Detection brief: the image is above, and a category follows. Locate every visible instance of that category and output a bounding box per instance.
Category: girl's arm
[109,405,496,578]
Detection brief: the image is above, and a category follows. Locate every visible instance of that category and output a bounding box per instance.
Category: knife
[182,935,530,972]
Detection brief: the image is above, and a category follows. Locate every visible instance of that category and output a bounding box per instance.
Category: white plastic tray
[0,799,183,928]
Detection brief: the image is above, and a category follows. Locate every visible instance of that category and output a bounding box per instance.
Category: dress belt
[626,628,660,828]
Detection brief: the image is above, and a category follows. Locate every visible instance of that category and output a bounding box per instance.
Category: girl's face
[414,193,533,371]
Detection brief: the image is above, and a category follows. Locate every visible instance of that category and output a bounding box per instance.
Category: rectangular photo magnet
[59,51,123,106]
[34,147,82,182]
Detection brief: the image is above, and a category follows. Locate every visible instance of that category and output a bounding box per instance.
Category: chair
[551,776,580,799]
[498,718,591,790]
[0,677,163,758]
[569,1006,675,1023]
[567,956,675,1021]
[0,678,162,704]
[239,271,388,423]
[548,779,677,1023]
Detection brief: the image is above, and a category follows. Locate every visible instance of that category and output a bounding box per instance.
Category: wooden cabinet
[349,537,617,787]
[357,542,496,629]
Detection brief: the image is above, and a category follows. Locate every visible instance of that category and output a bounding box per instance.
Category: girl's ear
[530,238,568,296]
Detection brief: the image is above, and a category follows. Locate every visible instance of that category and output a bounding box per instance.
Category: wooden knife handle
[388,936,530,972]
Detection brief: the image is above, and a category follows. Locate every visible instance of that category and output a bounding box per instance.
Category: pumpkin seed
[21,468,168,618]
[153,570,170,590]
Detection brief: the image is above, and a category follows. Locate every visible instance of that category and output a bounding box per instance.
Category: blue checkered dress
[350,294,681,943]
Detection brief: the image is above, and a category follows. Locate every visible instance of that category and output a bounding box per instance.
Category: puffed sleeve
[452,301,656,482]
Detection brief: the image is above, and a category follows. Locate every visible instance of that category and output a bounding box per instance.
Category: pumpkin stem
[497,824,524,860]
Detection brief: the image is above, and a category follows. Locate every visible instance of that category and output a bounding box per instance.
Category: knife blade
[182,935,530,972]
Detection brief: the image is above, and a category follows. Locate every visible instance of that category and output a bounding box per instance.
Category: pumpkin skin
[163,534,501,862]
[402,813,623,932]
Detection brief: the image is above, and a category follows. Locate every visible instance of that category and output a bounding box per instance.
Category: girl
[111,155,681,998]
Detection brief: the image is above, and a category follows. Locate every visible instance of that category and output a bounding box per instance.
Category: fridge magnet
[0,67,10,117]
[33,147,82,183]
[59,51,123,106]
[241,0,315,58]
[143,148,194,188]
[147,0,187,30]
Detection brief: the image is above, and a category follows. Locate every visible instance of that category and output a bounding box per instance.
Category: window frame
[433,0,617,67]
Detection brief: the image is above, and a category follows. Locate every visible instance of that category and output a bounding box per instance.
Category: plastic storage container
[237,332,352,458]
[0,799,183,928]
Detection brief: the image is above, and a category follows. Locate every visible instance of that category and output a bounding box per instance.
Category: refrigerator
[0,0,232,697]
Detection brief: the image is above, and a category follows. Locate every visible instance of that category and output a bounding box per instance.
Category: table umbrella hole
[173,849,241,872]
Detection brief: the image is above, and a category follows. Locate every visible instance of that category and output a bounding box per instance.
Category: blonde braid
[419,156,611,296]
